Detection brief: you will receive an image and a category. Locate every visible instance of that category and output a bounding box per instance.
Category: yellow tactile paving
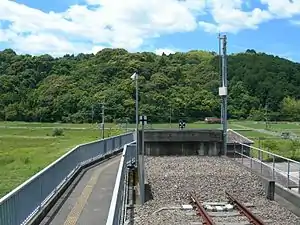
[63,157,120,225]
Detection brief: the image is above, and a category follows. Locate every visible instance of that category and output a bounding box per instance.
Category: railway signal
[179,119,186,130]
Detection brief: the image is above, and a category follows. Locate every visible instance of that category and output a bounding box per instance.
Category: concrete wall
[144,142,222,156]
[141,129,223,142]
[138,129,223,156]
[137,129,251,157]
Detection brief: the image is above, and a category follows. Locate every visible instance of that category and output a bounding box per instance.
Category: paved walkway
[42,156,121,225]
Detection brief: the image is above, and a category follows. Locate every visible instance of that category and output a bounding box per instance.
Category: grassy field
[1,120,300,198]
[232,121,300,160]
[0,123,124,197]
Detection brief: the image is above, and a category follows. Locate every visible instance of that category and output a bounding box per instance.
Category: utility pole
[169,105,172,128]
[91,105,94,123]
[218,33,223,127]
[218,34,228,156]
[265,103,269,130]
[101,103,105,139]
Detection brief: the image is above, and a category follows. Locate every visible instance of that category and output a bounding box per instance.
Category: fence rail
[233,142,300,193]
[0,133,134,225]
[106,143,136,225]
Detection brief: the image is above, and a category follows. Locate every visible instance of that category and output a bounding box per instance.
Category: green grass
[236,130,274,138]
[233,121,300,161]
[0,121,117,129]
[0,124,123,197]
[234,120,300,130]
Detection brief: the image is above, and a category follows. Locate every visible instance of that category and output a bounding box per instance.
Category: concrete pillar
[266,180,275,201]
[197,142,205,156]
[208,143,213,156]
[212,142,218,156]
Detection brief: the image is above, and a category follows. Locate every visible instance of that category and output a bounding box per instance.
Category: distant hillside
[1,48,300,123]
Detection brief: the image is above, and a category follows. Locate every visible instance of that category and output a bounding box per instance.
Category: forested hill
[1,48,300,123]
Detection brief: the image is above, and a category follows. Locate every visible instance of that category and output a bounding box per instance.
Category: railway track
[190,191,266,225]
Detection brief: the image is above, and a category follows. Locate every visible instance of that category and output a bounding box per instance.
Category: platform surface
[42,156,121,225]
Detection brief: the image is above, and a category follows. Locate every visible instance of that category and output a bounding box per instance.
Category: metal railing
[106,142,136,225]
[233,142,300,193]
[0,133,134,225]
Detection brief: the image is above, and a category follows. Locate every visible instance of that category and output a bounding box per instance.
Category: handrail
[234,141,300,193]
[0,132,133,203]
[0,132,134,225]
[234,152,300,180]
[236,141,300,165]
[227,129,254,143]
[106,141,136,225]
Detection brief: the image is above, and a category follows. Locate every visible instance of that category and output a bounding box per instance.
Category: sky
[0,0,300,62]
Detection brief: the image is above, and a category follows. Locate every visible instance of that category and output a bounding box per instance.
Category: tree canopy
[0,48,300,123]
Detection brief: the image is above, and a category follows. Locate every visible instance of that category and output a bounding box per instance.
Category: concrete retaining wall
[144,142,222,156]
[139,129,223,156]
[141,129,223,142]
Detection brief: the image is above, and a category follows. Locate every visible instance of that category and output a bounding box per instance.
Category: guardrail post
[287,160,290,188]
[233,142,236,158]
[112,138,115,151]
[103,139,107,155]
[272,155,275,180]
[260,150,263,175]
[250,147,252,169]
[266,180,275,201]
[298,165,300,194]
[241,145,244,164]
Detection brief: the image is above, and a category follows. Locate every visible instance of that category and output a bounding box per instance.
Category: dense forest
[1,48,300,123]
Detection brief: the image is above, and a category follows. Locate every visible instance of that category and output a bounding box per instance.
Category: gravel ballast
[134,156,300,225]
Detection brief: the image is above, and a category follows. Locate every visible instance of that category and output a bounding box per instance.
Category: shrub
[52,128,64,136]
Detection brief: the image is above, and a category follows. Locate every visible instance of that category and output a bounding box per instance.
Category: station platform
[40,155,121,225]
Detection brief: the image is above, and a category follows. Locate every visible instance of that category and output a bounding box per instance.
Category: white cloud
[0,0,205,55]
[199,0,300,34]
[199,0,272,33]
[0,0,300,55]
[260,0,300,18]
[155,48,176,55]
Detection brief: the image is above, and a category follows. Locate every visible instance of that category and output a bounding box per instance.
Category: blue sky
[0,0,300,62]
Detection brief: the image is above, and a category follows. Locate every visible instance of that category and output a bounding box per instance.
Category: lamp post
[131,72,139,165]
[101,103,105,139]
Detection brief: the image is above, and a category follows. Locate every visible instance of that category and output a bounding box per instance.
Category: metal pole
[142,120,145,198]
[219,34,228,156]
[298,165,300,194]
[139,115,146,204]
[219,33,223,127]
[102,103,105,139]
[287,161,290,188]
[135,74,139,166]
[169,106,172,128]
[261,151,263,175]
[272,155,275,180]
[223,35,228,156]
[91,105,94,123]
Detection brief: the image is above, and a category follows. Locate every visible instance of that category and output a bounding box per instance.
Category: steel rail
[225,191,266,225]
[190,193,216,225]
